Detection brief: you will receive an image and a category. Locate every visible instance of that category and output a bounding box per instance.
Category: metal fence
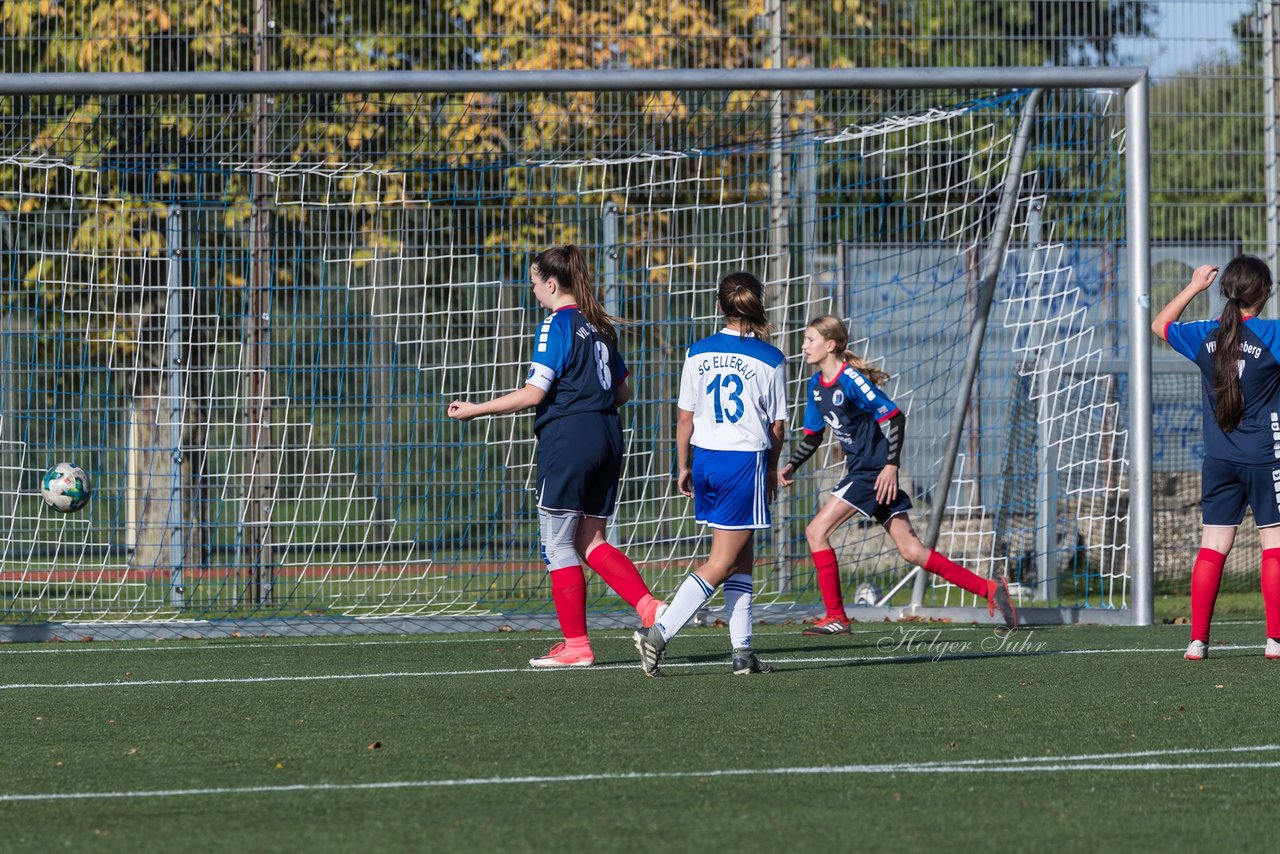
[1,1,1274,595]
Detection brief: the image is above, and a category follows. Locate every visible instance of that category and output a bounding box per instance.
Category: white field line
[0,645,1264,691]
[1,745,1278,803]
[0,620,1263,656]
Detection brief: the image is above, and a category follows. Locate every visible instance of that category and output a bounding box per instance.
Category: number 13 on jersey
[706,373,745,423]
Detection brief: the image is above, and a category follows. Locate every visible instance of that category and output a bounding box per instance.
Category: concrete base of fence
[0,602,1136,644]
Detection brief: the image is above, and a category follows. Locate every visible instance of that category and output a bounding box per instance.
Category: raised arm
[1152,264,1218,341]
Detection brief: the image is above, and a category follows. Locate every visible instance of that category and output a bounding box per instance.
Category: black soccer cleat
[731,648,773,675]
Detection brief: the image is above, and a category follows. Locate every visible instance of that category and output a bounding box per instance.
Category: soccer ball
[853,580,881,606]
[41,463,92,513]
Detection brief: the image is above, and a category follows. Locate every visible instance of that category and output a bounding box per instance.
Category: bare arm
[675,407,695,497]
[615,378,632,407]
[765,418,786,502]
[448,384,547,421]
[1152,264,1218,341]
[767,420,786,471]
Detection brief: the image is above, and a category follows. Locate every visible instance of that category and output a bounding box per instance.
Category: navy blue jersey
[1166,317,1280,465]
[801,364,901,472]
[525,305,627,435]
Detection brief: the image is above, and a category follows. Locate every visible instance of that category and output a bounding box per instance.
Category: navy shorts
[536,410,623,518]
[831,465,913,524]
[692,447,771,530]
[1201,456,1280,527]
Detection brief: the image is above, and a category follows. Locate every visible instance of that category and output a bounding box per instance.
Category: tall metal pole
[165,207,187,609]
[245,0,275,605]
[765,2,791,594]
[601,201,620,316]
[777,97,818,597]
[1127,76,1154,626]
[767,0,787,288]
[601,201,620,544]
[1264,1,1279,317]
[910,90,1043,608]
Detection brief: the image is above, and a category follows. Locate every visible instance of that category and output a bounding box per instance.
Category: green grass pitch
[0,610,1275,853]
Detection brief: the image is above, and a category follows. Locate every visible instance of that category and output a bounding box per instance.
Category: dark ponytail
[717,272,773,342]
[1212,254,1273,431]
[531,244,619,346]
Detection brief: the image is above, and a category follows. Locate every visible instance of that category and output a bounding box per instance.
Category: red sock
[812,548,846,620]
[1190,548,1227,643]
[924,550,989,597]
[1262,549,1280,639]
[584,542,650,608]
[550,566,588,640]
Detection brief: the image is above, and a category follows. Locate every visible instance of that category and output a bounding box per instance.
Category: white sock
[655,573,716,642]
[724,573,753,650]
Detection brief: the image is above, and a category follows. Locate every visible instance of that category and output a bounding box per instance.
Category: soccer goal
[0,68,1152,640]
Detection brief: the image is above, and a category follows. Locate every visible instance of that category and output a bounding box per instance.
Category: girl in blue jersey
[633,272,788,676]
[778,315,1017,632]
[448,245,665,668]
[1153,255,1280,661]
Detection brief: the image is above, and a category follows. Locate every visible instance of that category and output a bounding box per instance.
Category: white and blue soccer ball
[41,462,93,513]
[853,580,881,606]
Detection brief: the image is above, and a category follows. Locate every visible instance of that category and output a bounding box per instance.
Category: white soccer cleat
[1184,640,1208,661]
[632,626,666,677]
[1266,638,1280,660]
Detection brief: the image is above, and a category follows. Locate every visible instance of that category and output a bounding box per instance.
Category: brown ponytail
[531,244,619,346]
[1212,254,1273,431]
[808,314,890,386]
[717,272,773,342]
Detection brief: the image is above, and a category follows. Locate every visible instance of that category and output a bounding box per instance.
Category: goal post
[0,67,1152,640]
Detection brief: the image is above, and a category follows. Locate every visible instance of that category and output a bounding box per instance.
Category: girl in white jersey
[633,272,788,676]
[449,245,665,668]
[1153,255,1280,661]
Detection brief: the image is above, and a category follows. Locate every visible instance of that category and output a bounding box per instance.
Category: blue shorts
[1202,456,1280,528]
[692,447,770,530]
[831,465,913,524]
[536,411,623,518]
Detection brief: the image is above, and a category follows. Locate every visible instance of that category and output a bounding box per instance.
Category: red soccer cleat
[528,642,594,668]
[801,615,851,636]
[987,576,1018,630]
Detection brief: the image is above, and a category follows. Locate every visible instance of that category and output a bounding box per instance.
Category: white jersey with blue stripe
[677,328,788,451]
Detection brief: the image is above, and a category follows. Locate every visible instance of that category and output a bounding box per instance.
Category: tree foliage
[1,1,1158,351]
